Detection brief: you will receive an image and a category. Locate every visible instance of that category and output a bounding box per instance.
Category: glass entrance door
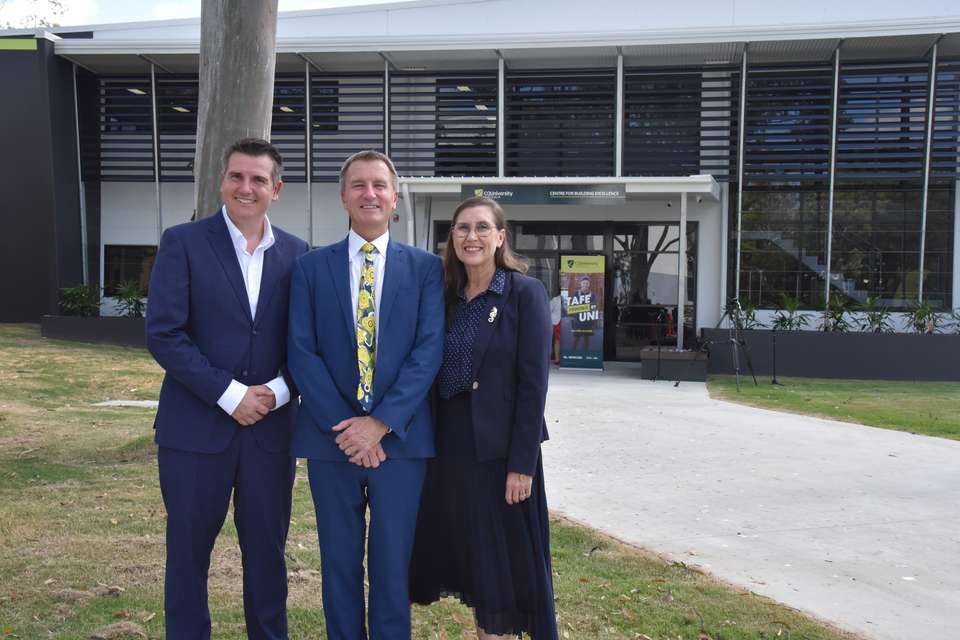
[612,224,698,360]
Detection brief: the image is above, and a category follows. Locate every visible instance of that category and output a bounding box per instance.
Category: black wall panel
[0,39,83,321]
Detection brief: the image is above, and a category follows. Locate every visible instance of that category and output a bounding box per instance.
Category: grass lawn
[0,324,860,639]
[708,375,960,441]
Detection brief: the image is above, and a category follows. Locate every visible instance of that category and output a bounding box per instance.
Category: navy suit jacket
[146,213,310,454]
[288,237,444,460]
[465,270,552,476]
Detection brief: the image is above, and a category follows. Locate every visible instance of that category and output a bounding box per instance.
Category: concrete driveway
[541,366,960,639]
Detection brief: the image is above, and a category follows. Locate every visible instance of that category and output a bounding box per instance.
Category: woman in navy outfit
[410,196,558,640]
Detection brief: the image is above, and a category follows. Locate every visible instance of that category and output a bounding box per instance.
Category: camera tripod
[680,300,758,391]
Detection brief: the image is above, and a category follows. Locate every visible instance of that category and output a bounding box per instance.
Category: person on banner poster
[567,275,599,352]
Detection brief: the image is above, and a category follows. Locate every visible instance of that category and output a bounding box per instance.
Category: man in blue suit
[288,150,444,639]
[147,138,309,639]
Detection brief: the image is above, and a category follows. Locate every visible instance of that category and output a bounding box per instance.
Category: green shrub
[59,284,101,317]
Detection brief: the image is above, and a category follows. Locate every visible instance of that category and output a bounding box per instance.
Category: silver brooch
[488,306,498,323]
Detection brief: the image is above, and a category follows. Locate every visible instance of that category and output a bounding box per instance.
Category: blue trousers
[158,429,295,640]
[307,457,426,640]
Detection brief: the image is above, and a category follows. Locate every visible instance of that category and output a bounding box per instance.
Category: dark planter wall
[41,316,146,349]
[702,329,960,381]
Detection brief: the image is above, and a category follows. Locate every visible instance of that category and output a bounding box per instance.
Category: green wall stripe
[0,39,38,51]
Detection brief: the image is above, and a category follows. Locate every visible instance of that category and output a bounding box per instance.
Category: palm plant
[771,294,808,331]
[114,281,147,318]
[950,309,960,335]
[855,296,893,333]
[907,300,942,334]
[821,294,852,332]
[736,301,765,330]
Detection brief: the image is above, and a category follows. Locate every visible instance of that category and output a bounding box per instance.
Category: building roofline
[50,15,960,56]
[1,0,442,36]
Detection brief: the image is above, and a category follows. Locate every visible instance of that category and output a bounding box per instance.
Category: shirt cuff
[265,374,290,410]
[217,379,248,416]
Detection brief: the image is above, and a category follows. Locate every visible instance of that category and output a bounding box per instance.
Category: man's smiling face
[220,152,282,226]
[340,159,398,240]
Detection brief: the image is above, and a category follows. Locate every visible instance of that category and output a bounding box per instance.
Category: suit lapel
[253,233,282,329]
[327,239,357,345]
[378,240,403,332]
[207,214,253,326]
[471,271,512,379]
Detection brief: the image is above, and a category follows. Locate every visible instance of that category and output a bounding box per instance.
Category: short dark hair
[221,138,283,185]
[339,150,399,193]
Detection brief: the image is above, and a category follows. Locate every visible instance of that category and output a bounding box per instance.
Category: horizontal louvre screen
[836,62,929,181]
[311,72,384,182]
[272,75,307,182]
[390,71,498,177]
[623,67,739,180]
[932,58,960,179]
[505,68,615,177]
[743,65,833,183]
[98,77,155,181]
[157,75,198,181]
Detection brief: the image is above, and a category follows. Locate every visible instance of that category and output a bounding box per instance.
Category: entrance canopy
[398,174,721,350]
[398,174,720,199]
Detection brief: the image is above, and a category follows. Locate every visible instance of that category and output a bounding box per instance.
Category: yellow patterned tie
[356,242,377,411]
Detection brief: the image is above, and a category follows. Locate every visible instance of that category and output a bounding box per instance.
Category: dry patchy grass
[0,325,862,639]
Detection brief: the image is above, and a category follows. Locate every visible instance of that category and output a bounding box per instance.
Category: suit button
[252,329,258,336]
[242,370,248,376]
[472,381,479,390]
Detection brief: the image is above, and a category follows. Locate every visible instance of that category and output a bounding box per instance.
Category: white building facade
[2,0,958,357]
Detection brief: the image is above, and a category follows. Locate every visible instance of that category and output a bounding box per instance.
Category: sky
[0,0,418,28]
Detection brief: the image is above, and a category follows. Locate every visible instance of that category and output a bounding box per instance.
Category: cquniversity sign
[461,184,625,205]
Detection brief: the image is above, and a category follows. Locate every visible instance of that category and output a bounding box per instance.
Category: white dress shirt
[216,207,291,416]
[348,229,389,339]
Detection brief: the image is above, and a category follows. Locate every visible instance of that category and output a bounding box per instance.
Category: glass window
[831,183,923,309]
[512,225,559,250]
[735,185,829,309]
[559,234,603,251]
[104,245,157,296]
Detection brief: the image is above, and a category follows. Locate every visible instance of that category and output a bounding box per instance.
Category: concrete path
[541,366,960,640]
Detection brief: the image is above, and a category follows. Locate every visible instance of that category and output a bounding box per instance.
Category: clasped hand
[333,416,389,468]
[231,385,276,426]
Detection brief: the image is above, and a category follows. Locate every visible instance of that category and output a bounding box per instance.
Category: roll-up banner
[559,255,604,370]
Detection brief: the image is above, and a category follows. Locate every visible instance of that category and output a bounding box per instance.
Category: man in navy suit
[288,150,444,639]
[146,138,309,640]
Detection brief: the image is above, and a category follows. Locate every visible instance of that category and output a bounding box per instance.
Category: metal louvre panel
[623,67,739,180]
[311,72,385,182]
[390,71,498,177]
[156,75,198,181]
[272,74,307,183]
[743,64,834,183]
[101,74,307,183]
[932,58,960,179]
[836,62,929,181]
[77,70,102,183]
[505,68,616,177]
[98,76,155,181]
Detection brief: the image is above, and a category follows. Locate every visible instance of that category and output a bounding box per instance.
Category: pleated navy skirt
[409,391,559,640]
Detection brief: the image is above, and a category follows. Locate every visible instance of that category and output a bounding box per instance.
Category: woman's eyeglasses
[452,222,496,238]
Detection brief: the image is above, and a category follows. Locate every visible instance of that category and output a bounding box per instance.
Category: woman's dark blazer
[464,269,552,477]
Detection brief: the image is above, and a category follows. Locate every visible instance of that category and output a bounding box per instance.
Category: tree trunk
[193,0,279,219]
